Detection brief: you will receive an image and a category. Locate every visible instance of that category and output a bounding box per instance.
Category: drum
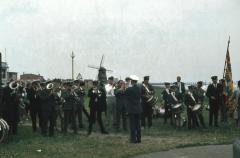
[0,118,9,143]
[192,104,201,112]
[172,103,182,113]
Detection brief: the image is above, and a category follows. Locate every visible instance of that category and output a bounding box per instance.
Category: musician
[2,80,20,135]
[185,85,198,129]
[168,85,181,127]
[27,81,42,132]
[54,85,64,132]
[233,81,240,127]
[0,84,3,117]
[125,77,131,88]
[141,76,154,128]
[206,76,220,127]
[193,81,206,128]
[88,80,108,135]
[74,80,90,128]
[61,82,77,134]
[218,79,228,123]
[38,82,57,137]
[114,80,127,132]
[162,82,172,124]
[105,76,116,127]
[125,75,142,143]
[174,76,186,102]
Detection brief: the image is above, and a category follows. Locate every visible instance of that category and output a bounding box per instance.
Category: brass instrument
[9,81,20,95]
[92,87,102,97]
[142,83,158,106]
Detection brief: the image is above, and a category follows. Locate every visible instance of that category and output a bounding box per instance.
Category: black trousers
[41,109,56,136]
[141,103,153,128]
[209,103,219,127]
[129,113,141,143]
[88,108,105,134]
[30,107,42,132]
[76,106,90,128]
[187,108,197,129]
[164,105,172,124]
[4,109,19,135]
[116,108,127,131]
[220,101,228,123]
[64,110,77,134]
[196,109,206,128]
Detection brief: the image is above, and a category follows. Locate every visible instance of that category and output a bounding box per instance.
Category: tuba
[142,83,158,107]
[9,80,20,95]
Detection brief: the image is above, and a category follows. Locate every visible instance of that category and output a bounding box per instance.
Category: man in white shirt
[174,76,186,102]
[105,76,116,127]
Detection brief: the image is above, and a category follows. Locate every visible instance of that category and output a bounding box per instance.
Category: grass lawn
[0,86,239,158]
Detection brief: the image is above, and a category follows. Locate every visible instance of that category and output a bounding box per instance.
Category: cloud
[0,0,239,82]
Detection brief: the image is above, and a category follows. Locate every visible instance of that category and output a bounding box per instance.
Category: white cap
[129,75,139,81]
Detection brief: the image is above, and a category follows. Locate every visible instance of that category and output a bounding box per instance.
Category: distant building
[0,62,18,85]
[1,62,8,85]
[20,73,45,82]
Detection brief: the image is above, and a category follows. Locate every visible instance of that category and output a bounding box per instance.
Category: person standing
[206,76,220,127]
[185,85,198,129]
[61,82,77,134]
[141,76,155,128]
[162,82,172,124]
[233,81,240,127]
[88,81,108,135]
[218,79,228,123]
[193,81,206,128]
[105,76,116,127]
[174,76,186,102]
[114,80,127,132]
[74,80,90,128]
[2,81,20,135]
[125,75,142,143]
[38,82,57,137]
[27,81,42,132]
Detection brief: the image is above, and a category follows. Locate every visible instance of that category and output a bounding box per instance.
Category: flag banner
[223,37,235,116]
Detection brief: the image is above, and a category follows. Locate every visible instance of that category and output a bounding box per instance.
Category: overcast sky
[0,0,239,82]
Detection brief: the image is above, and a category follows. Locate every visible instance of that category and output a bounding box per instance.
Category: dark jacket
[125,84,142,114]
[61,89,76,111]
[162,89,170,107]
[88,86,106,112]
[114,88,126,111]
[27,87,40,110]
[141,83,154,104]
[184,92,196,109]
[74,87,85,109]
[206,83,220,105]
[174,82,186,95]
[193,88,205,104]
[1,86,19,122]
[38,89,57,112]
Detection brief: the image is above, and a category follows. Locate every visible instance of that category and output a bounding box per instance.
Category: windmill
[88,55,113,84]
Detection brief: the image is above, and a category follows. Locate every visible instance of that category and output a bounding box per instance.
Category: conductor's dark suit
[206,83,220,127]
[125,84,142,143]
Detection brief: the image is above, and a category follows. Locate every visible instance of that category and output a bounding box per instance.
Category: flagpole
[223,36,230,79]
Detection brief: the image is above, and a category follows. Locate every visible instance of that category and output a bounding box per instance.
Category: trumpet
[92,87,102,97]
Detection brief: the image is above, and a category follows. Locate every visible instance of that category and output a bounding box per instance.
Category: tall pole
[71,51,75,80]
